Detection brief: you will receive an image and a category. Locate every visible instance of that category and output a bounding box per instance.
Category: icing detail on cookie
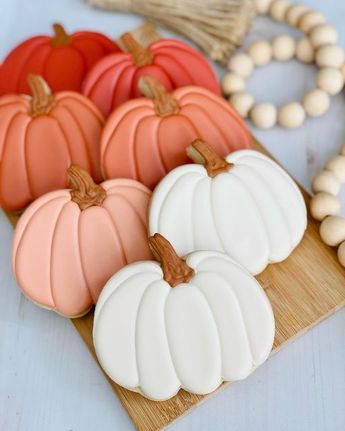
[149,145,307,274]
[27,74,54,117]
[138,76,180,117]
[93,245,275,401]
[68,165,107,210]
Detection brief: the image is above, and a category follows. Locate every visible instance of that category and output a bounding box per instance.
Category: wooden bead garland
[222,0,345,129]
[310,144,345,267]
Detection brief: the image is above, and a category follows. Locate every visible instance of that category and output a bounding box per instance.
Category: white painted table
[0,1,345,430]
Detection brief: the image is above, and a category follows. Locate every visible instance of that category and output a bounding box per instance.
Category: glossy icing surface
[0,91,104,211]
[12,179,152,317]
[100,86,251,190]
[93,251,275,401]
[82,39,221,116]
[149,150,307,274]
[0,30,120,94]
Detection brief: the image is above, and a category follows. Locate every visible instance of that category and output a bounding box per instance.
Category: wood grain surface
[6,139,345,431]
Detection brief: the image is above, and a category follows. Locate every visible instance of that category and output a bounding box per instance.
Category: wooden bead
[299,11,325,34]
[309,24,338,48]
[316,68,344,95]
[320,216,345,246]
[285,3,309,27]
[227,53,254,78]
[247,40,272,66]
[229,92,254,118]
[278,102,305,128]
[221,73,245,95]
[337,241,345,267]
[250,103,277,129]
[296,38,315,63]
[272,34,296,61]
[303,89,330,117]
[311,170,340,195]
[269,0,290,22]
[310,192,341,221]
[254,0,273,14]
[315,45,345,68]
[325,155,345,182]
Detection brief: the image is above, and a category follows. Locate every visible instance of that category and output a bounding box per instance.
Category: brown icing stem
[52,23,71,47]
[187,139,233,177]
[149,233,195,288]
[27,74,54,117]
[139,75,180,117]
[121,32,154,67]
[68,165,107,210]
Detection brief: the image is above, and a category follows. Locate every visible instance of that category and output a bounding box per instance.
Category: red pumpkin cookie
[0,74,104,212]
[100,76,251,189]
[12,165,152,318]
[0,23,120,94]
[82,33,221,116]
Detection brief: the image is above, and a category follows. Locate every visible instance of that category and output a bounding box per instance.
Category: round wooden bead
[320,216,345,246]
[302,89,330,117]
[247,40,272,66]
[316,68,344,95]
[272,34,296,61]
[250,103,277,129]
[254,0,273,14]
[325,155,345,181]
[299,11,325,34]
[312,170,340,195]
[278,102,305,128]
[229,92,254,118]
[269,0,290,22]
[221,73,245,95]
[296,38,315,63]
[315,45,345,68]
[285,3,309,27]
[227,53,254,78]
[309,24,338,49]
[337,241,345,267]
[310,192,341,221]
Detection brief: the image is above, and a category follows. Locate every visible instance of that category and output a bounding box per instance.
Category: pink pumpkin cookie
[12,165,152,318]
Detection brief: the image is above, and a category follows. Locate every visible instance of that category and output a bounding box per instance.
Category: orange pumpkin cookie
[0,74,104,212]
[12,165,152,318]
[0,23,120,94]
[100,76,251,189]
[82,33,221,116]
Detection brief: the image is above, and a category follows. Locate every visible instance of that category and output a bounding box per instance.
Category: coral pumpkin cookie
[12,165,152,318]
[0,23,120,94]
[93,233,275,401]
[100,76,251,189]
[82,33,221,116]
[0,74,104,212]
[149,140,307,275]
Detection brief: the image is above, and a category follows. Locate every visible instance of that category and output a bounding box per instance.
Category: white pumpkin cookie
[149,140,307,275]
[93,234,275,401]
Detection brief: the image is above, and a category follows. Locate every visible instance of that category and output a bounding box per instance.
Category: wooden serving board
[6,138,345,431]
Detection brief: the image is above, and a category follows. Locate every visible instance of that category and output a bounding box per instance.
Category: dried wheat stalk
[86,0,254,63]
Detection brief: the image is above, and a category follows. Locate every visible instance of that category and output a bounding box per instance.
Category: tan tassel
[86,0,254,64]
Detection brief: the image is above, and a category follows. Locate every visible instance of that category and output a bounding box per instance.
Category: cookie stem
[121,32,154,66]
[149,233,195,288]
[68,165,106,210]
[27,74,54,117]
[52,23,71,47]
[138,75,180,117]
[187,139,233,177]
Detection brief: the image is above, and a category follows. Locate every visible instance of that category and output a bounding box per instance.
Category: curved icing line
[105,192,147,230]
[105,182,151,198]
[112,63,135,110]
[191,176,208,251]
[233,164,294,252]
[77,209,94,302]
[22,117,35,200]
[104,106,153,180]
[53,105,91,173]
[209,177,230,255]
[103,208,128,266]
[153,53,194,83]
[234,156,305,245]
[56,95,104,125]
[152,40,215,64]
[156,118,171,173]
